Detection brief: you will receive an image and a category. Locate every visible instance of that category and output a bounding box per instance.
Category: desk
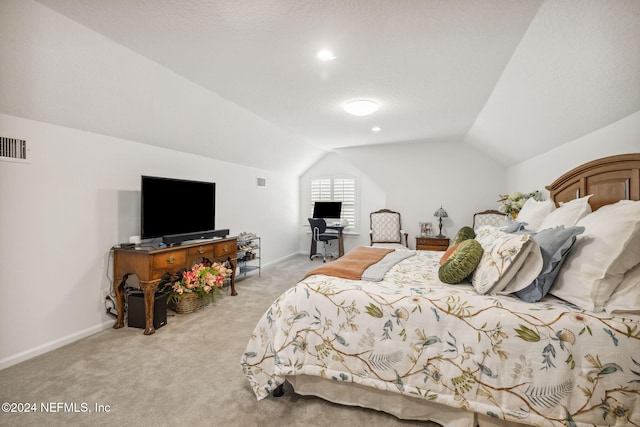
[112,237,237,335]
[309,225,344,259]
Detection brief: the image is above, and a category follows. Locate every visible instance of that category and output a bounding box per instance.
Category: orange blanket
[304,247,395,280]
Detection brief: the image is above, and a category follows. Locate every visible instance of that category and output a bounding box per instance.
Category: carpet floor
[0,254,440,427]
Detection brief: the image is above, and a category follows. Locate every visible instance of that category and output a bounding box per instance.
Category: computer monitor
[313,201,342,219]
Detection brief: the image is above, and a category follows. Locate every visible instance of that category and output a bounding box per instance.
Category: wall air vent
[257,177,267,188]
[0,137,29,163]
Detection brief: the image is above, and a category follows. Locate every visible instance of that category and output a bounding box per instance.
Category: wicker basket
[174,293,203,314]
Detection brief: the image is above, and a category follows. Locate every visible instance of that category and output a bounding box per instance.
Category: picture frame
[419,222,433,237]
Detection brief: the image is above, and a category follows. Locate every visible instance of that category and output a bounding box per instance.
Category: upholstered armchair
[369,209,409,247]
[472,209,505,231]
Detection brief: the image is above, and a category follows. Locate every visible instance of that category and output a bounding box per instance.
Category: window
[310,176,357,230]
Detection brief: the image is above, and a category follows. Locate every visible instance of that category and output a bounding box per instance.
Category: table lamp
[433,206,448,238]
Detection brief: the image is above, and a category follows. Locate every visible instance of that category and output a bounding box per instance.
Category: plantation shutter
[333,178,356,228]
[310,177,357,229]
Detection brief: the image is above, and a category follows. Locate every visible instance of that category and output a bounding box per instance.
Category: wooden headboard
[546,153,640,211]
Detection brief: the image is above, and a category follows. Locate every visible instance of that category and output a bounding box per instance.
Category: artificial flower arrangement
[164,260,232,306]
[497,190,540,218]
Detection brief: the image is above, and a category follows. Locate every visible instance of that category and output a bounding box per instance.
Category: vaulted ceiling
[22,0,640,170]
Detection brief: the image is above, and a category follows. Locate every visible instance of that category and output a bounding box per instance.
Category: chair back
[308,218,327,241]
[473,210,505,231]
[370,209,402,244]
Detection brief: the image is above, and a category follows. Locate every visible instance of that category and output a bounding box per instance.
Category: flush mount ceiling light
[316,49,335,61]
[343,99,378,116]
[371,126,381,132]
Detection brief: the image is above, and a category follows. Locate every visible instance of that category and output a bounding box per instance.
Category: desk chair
[308,218,339,262]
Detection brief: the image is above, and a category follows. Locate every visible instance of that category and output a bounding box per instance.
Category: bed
[241,153,640,427]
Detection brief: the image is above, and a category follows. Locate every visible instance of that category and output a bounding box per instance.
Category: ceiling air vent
[257,177,267,188]
[1,137,28,162]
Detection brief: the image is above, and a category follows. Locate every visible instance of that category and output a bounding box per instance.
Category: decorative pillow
[494,239,543,295]
[604,263,640,314]
[517,198,556,231]
[471,228,539,295]
[551,200,640,312]
[452,226,475,246]
[440,243,460,265]
[537,195,592,230]
[514,226,585,302]
[438,239,483,284]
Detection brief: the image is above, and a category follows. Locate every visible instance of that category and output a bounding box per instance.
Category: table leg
[337,230,344,257]
[228,257,237,296]
[139,281,159,335]
[112,275,127,329]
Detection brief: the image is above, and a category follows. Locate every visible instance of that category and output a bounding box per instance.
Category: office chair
[308,218,339,262]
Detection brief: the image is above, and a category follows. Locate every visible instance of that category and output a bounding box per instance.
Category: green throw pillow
[438,239,484,284]
[452,226,476,246]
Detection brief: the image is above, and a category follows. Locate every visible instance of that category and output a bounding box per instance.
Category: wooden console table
[112,237,238,335]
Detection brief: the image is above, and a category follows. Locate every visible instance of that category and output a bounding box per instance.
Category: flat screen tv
[312,201,342,219]
[141,176,215,240]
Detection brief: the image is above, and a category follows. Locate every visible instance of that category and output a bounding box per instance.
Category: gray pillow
[515,226,585,302]
[502,221,529,233]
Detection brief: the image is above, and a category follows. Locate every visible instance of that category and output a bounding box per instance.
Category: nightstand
[416,236,450,251]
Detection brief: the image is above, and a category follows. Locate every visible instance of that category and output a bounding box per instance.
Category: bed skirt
[287,375,538,427]
[286,375,473,426]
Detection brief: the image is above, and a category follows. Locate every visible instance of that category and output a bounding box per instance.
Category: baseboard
[0,320,113,371]
[261,252,303,268]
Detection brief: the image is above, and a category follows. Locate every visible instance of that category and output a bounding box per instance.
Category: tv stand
[112,237,238,335]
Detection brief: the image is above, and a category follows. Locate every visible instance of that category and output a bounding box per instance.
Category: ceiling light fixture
[343,100,378,116]
[371,126,382,132]
[316,49,335,61]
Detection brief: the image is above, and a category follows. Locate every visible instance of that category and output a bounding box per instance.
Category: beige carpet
[0,254,441,427]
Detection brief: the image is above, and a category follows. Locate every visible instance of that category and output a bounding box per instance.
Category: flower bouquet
[497,190,540,219]
[164,260,231,313]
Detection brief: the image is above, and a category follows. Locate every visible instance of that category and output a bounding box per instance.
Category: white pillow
[604,263,640,314]
[517,198,556,231]
[551,200,640,312]
[537,195,592,230]
[471,228,540,295]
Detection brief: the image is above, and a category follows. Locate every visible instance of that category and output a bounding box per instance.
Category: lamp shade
[433,206,448,218]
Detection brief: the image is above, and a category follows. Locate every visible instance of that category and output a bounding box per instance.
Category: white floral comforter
[241,250,640,426]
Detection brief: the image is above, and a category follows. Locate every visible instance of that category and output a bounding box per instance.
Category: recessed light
[317,49,335,61]
[343,100,378,116]
[371,126,381,132]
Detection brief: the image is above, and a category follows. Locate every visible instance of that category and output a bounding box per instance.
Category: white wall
[0,113,300,369]
[300,142,507,252]
[507,111,640,194]
[0,0,325,175]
